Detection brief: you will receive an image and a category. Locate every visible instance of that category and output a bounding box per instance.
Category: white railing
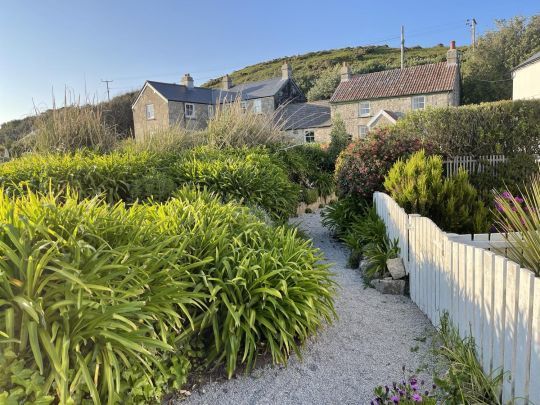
[374,192,540,404]
[444,155,507,176]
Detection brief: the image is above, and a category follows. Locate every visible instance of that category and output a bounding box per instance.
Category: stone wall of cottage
[331,91,455,136]
[132,86,170,141]
[285,126,332,144]
[169,102,211,130]
[242,96,276,115]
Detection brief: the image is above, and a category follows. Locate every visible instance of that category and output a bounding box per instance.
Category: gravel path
[177,212,436,405]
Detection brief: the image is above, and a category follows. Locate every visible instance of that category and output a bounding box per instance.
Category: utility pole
[466,18,477,51]
[101,79,113,101]
[400,25,405,69]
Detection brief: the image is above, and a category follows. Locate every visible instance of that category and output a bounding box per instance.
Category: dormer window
[359,101,371,117]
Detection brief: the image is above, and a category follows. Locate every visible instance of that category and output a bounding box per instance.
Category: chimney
[181,73,194,89]
[447,41,459,65]
[281,62,292,80]
[222,74,232,90]
[340,63,351,82]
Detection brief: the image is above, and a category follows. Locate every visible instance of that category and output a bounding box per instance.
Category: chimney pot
[446,41,459,66]
[450,40,456,50]
[281,62,292,80]
[181,73,194,89]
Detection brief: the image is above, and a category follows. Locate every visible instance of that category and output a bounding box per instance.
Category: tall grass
[494,169,540,275]
[31,93,117,153]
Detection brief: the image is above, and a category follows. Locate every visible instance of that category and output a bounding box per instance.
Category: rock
[387,258,406,280]
[359,259,370,272]
[370,278,406,295]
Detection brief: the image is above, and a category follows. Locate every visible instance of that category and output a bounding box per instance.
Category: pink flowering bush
[335,129,433,200]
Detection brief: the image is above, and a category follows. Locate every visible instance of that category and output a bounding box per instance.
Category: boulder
[370,278,406,295]
[386,257,406,280]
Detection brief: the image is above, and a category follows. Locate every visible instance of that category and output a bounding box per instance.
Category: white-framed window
[208,105,214,119]
[359,101,371,117]
[358,125,368,138]
[412,95,426,110]
[304,130,315,143]
[185,103,195,118]
[241,101,247,112]
[145,104,155,120]
[252,99,262,114]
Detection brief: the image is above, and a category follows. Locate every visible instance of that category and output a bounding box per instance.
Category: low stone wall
[296,193,336,215]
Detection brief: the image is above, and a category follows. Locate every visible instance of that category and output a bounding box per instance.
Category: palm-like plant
[494,172,540,275]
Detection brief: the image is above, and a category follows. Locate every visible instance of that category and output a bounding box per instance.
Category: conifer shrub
[384,150,491,233]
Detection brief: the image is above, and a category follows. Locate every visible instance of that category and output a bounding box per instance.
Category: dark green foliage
[384,151,491,233]
[130,169,178,202]
[336,129,432,200]
[302,188,319,205]
[461,15,540,104]
[321,197,364,238]
[391,99,540,157]
[327,115,351,163]
[362,238,400,280]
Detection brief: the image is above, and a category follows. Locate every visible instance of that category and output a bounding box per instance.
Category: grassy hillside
[0,44,461,149]
[204,44,462,100]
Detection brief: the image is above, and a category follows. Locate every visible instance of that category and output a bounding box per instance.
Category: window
[145,104,155,120]
[208,105,214,119]
[305,130,315,143]
[252,99,262,114]
[359,101,371,117]
[412,95,426,110]
[185,103,195,118]
[358,125,368,138]
[241,101,247,112]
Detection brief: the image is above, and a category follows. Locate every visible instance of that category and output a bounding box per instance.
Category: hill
[203,44,461,100]
[0,44,465,148]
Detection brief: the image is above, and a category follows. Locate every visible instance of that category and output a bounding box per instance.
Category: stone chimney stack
[281,62,292,80]
[447,41,459,65]
[222,74,232,90]
[340,63,351,82]
[181,73,194,89]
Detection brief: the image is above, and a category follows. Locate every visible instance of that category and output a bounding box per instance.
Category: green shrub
[272,144,333,187]
[335,129,432,200]
[343,205,387,258]
[0,148,300,222]
[384,151,491,233]
[327,115,350,162]
[0,188,335,403]
[302,188,319,204]
[384,150,443,216]
[391,99,540,156]
[434,314,503,404]
[321,197,364,237]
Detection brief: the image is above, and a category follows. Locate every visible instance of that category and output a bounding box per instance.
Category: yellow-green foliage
[384,150,443,216]
[0,188,335,403]
[384,150,490,233]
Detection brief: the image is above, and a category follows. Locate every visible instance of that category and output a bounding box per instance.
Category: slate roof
[512,51,540,71]
[146,81,238,104]
[276,101,331,130]
[228,77,288,100]
[330,62,458,103]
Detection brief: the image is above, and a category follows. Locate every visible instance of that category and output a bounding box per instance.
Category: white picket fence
[444,155,507,176]
[374,192,540,404]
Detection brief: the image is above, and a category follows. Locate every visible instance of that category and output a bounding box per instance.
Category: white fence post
[374,192,540,403]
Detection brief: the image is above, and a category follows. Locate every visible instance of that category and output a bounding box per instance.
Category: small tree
[327,115,350,163]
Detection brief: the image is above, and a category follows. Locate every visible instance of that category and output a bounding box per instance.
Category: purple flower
[412,393,422,402]
[411,384,419,391]
[391,395,400,403]
[502,191,512,198]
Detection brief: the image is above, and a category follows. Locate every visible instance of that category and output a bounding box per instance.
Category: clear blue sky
[1,0,538,124]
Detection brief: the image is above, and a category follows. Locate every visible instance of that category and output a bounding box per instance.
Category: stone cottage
[276,100,332,144]
[132,63,306,140]
[330,42,461,139]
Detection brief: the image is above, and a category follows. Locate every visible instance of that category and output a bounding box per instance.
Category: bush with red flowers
[335,128,433,201]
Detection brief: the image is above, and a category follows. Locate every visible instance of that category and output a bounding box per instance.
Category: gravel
[176,211,436,405]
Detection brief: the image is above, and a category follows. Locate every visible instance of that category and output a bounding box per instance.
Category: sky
[0,0,539,125]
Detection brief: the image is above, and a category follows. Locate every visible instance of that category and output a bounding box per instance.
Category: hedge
[391,99,540,157]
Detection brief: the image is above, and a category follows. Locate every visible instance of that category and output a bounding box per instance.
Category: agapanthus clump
[372,367,437,404]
